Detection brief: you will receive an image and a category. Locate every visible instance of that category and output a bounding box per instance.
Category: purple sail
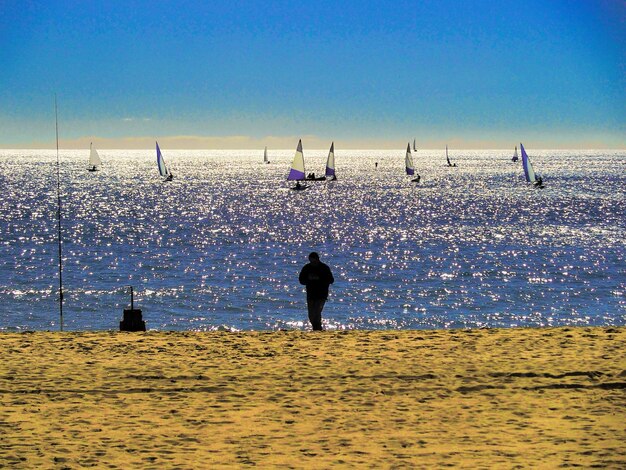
[288,168,305,180]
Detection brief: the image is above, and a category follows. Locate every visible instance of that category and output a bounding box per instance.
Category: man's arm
[299,265,308,285]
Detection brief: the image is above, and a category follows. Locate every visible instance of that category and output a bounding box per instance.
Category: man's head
[309,252,320,265]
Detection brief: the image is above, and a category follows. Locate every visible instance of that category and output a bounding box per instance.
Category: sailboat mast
[54,95,64,331]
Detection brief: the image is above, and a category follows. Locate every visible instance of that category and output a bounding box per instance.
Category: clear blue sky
[1,0,624,148]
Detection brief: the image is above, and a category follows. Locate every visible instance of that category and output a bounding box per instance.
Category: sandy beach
[0,327,624,468]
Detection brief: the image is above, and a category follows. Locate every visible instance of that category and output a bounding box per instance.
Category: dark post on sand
[120,286,146,332]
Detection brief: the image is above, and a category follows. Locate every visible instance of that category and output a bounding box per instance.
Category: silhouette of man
[299,252,334,331]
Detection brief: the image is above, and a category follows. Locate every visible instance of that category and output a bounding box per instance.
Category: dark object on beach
[120,308,145,331]
[120,286,146,332]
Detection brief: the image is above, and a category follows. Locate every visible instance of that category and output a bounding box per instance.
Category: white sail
[156,141,172,179]
[520,143,536,183]
[526,157,537,182]
[89,142,102,168]
[325,142,335,177]
[405,143,415,175]
[287,139,305,180]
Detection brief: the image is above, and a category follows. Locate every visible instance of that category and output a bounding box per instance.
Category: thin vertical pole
[55,95,64,331]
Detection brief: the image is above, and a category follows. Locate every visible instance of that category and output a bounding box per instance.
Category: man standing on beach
[299,252,334,331]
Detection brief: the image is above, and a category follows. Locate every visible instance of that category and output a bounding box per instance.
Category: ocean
[0,148,624,331]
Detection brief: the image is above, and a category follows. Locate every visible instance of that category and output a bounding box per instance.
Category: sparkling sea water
[0,149,624,331]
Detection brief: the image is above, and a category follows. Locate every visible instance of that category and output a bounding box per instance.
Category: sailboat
[405,143,420,182]
[512,145,519,162]
[446,145,457,167]
[520,143,544,188]
[87,142,102,171]
[325,142,337,181]
[264,146,270,164]
[413,138,417,152]
[288,139,308,190]
[156,141,173,181]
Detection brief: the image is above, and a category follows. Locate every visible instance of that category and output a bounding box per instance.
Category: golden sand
[1,327,625,468]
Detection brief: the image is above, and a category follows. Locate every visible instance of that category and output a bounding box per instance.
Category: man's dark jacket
[299,262,334,300]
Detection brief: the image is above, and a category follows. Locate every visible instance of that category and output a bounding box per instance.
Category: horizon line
[1,134,625,151]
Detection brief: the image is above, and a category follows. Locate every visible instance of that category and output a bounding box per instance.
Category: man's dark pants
[306,297,325,331]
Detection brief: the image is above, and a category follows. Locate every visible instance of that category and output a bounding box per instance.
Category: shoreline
[1,326,625,467]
